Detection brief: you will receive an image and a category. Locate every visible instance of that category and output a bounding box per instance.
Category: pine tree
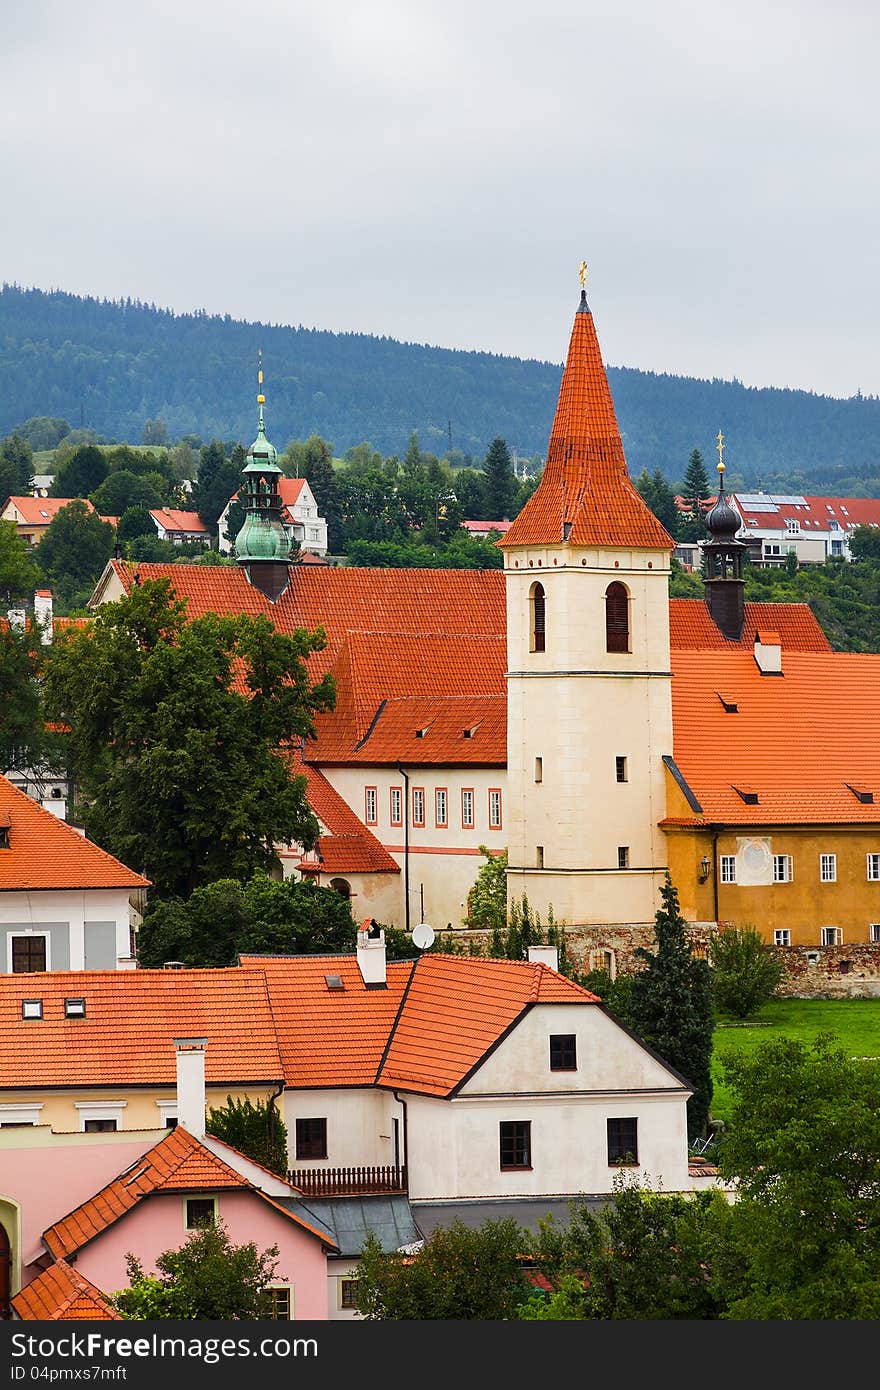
[628,874,714,1140]
[482,437,515,520]
[678,449,711,541]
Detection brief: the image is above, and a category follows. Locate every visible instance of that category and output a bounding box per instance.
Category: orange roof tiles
[239,952,598,1097]
[297,760,400,873]
[668,599,831,652]
[0,968,282,1089]
[670,649,880,823]
[501,296,673,551]
[149,508,209,533]
[12,1259,121,1321]
[0,775,148,892]
[2,496,96,525]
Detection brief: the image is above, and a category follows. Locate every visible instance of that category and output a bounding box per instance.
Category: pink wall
[75,1191,329,1320]
[1,1137,158,1271]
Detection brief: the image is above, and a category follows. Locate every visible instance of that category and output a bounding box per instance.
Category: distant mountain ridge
[2,284,880,491]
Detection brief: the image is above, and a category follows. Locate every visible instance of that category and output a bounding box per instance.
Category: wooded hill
[3,283,880,491]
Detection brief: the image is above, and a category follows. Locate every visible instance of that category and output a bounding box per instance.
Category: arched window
[530,582,546,653]
[605,582,629,653]
[329,877,351,900]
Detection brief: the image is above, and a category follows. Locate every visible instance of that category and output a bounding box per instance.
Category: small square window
[269,1286,291,1320]
[21,999,43,1020]
[607,1117,638,1166]
[185,1198,216,1229]
[617,846,630,869]
[774,929,790,946]
[64,998,86,1018]
[549,1034,577,1071]
[340,1278,359,1310]
[499,1120,531,1170]
[84,1118,117,1133]
[615,756,628,783]
[296,1117,328,1160]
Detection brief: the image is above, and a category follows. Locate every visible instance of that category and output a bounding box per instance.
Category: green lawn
[710,998,880,1124]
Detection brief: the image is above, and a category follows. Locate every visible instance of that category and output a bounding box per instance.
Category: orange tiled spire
[501,283,673,550]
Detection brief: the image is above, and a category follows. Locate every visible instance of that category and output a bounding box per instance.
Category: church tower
[499,272,675,931]
[702,437,748,640]
[235,356,292,601]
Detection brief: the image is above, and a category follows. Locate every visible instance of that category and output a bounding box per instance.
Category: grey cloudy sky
[3,0,878,397]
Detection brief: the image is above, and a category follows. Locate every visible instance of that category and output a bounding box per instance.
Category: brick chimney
[356,919,387,988]
[174,1037,207,1137]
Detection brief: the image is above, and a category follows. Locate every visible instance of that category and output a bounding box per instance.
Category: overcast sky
[3,1,878,398]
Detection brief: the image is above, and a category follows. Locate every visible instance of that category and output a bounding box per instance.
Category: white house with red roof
[148,507,210,545]
[729,491,880,565]
[0,774,148,974]
[217,475,328,556]
[0,496,104,548]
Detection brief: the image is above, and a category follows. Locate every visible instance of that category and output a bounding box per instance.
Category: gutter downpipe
[397,764,410,936]
[393,1090,409,1192]
[267,1079,285,1156]
[711,828,720,923]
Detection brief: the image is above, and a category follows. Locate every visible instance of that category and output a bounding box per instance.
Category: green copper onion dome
[234,362,290,564]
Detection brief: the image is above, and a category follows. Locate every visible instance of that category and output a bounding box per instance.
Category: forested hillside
[2,284,880,489]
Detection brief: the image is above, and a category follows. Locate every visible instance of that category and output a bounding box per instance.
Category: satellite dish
[411,922,435,950]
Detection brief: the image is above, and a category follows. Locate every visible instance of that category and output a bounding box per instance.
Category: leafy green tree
[850,525,880,560]
[0,519,41,598]
[294,436,343,553]
[113,1222,279,1320]
[194,439,242,534]
[169,441,198,482]
[708,923,785,1019]
[713,1038,880,1319]
[0,623,65,778]
[628,874,714,1139]
[636,467,679,537]
[142,417,168,446]
[17,416,71,451]
[482,437,516,520]
[0,433,35,500]
[523,1177,723,1320]
[464,845,507,932]
[137,873,356,966]
[356,1219,530,1319]
[49,445,108,499]
[206,1095,288,1176]
[678,449,712,541]
[578,966,635,1024]
[42,579,335,898]
[117,505,156,544]
[90,469,165,516]
[35,500,115,607]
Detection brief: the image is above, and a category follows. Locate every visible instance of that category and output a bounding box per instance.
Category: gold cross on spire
[257,349,264,405]
[579,260,587,290]
[716,429,725,474]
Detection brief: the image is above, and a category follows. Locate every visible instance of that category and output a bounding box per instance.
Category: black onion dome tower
[702,432,747,640]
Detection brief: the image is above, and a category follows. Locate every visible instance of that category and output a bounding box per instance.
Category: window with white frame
[820,854,837,882]
[820,926,841,945]
[364,786,378,825]
[774,929,791,946]
[773,854,793,882]
[871,924,880,943]
[411,787,425,827]
[786,519,800,533]
[75,1101,127,1132]
[435,788,448,827]
[488,788,502,829]
[461,788,474,828]
[389,786,402,827]
[867,854,880,881]
[719,855,737,883]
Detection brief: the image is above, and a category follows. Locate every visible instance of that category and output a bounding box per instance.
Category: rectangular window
[774,929,791,946]
[534,756,543,783]
[773,854,793,883]
[499,1120,531,1170]
[185,1198,217,1229]
[64,998,86,1018]
[269,1286,292,1320]
[488,788,502,830]
[364,786,378,826]
[11,936,47,973]
[820,854,837,883]
[412,787,425,828]
[720,855,737,883]
[867,854,880,881]
[549,1034,577,1071]
[295,1117,328,1160]
[84,1118,117,1133]
[870,925,880,943]
[615,756,628,783]
[21,999,43,1020]
[340,1278,359,1310]
[435,788,448,828]
[389,786,402,827]
[821,926,841,946]
[536,846,544,869]
[461,788,474,828]
[617,846,630,870]
[607,1117,638,1166]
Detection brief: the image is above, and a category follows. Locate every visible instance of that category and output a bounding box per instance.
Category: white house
[148,508,210,545]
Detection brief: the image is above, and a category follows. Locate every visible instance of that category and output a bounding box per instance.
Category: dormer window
[64,998,86,1018]
[529,581,546,653]
[0,815,10,850]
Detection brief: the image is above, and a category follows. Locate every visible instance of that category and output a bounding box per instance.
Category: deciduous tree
[356,1219,530,1320]
[708,923,785,1018]
[113,1222,279,1320]
[206,1096,288,1177]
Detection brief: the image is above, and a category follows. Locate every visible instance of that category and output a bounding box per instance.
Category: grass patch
[710,998,880,1125]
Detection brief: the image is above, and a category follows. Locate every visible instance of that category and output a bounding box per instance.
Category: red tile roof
[0,775,148,892]
[0,968,282,1089]
[501,297,673,551]
[149,508,209,534]
[2,496,96,525]
[296,759,401,873]
[733,493,880,534]
[12,1259,121,1320]
[42,1125,334,1260]
[239,952,600,1097]
[669,649,880,823]
[668,600,831,652]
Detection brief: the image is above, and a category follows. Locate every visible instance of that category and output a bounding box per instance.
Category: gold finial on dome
[716,429,725,474]
[257,349,265,405]
[579,260,587,290]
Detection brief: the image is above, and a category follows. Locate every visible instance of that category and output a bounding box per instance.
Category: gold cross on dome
[716,429,725,473]
[579,260,587,289]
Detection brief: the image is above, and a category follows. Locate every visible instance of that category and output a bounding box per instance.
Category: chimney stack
[33,589,53,645]
[356,919,387,988]
[754,630,782,675]
[528,944,559,972]
[174,1037,207,1137]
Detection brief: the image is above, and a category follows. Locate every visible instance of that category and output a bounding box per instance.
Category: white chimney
[357,919,387,987]
[754,629,782,675]
[174,1037,207,1137]
[33,589,53,645]
[528,945,559,972]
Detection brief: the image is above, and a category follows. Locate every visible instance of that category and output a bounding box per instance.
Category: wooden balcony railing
[287,1164,407,1197]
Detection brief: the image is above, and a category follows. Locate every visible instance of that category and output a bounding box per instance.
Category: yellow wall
[2,1086,275,1134]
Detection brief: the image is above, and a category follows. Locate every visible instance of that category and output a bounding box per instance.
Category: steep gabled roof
[669,600,831,652]
[296,760,401,873]
[2,496,97,525]
[0,774,148,892]
[501,294,673,551]
[11,1259,121,1320]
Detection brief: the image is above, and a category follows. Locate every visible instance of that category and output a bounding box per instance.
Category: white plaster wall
[0,888,133,971]
[282,1088,405,1171]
